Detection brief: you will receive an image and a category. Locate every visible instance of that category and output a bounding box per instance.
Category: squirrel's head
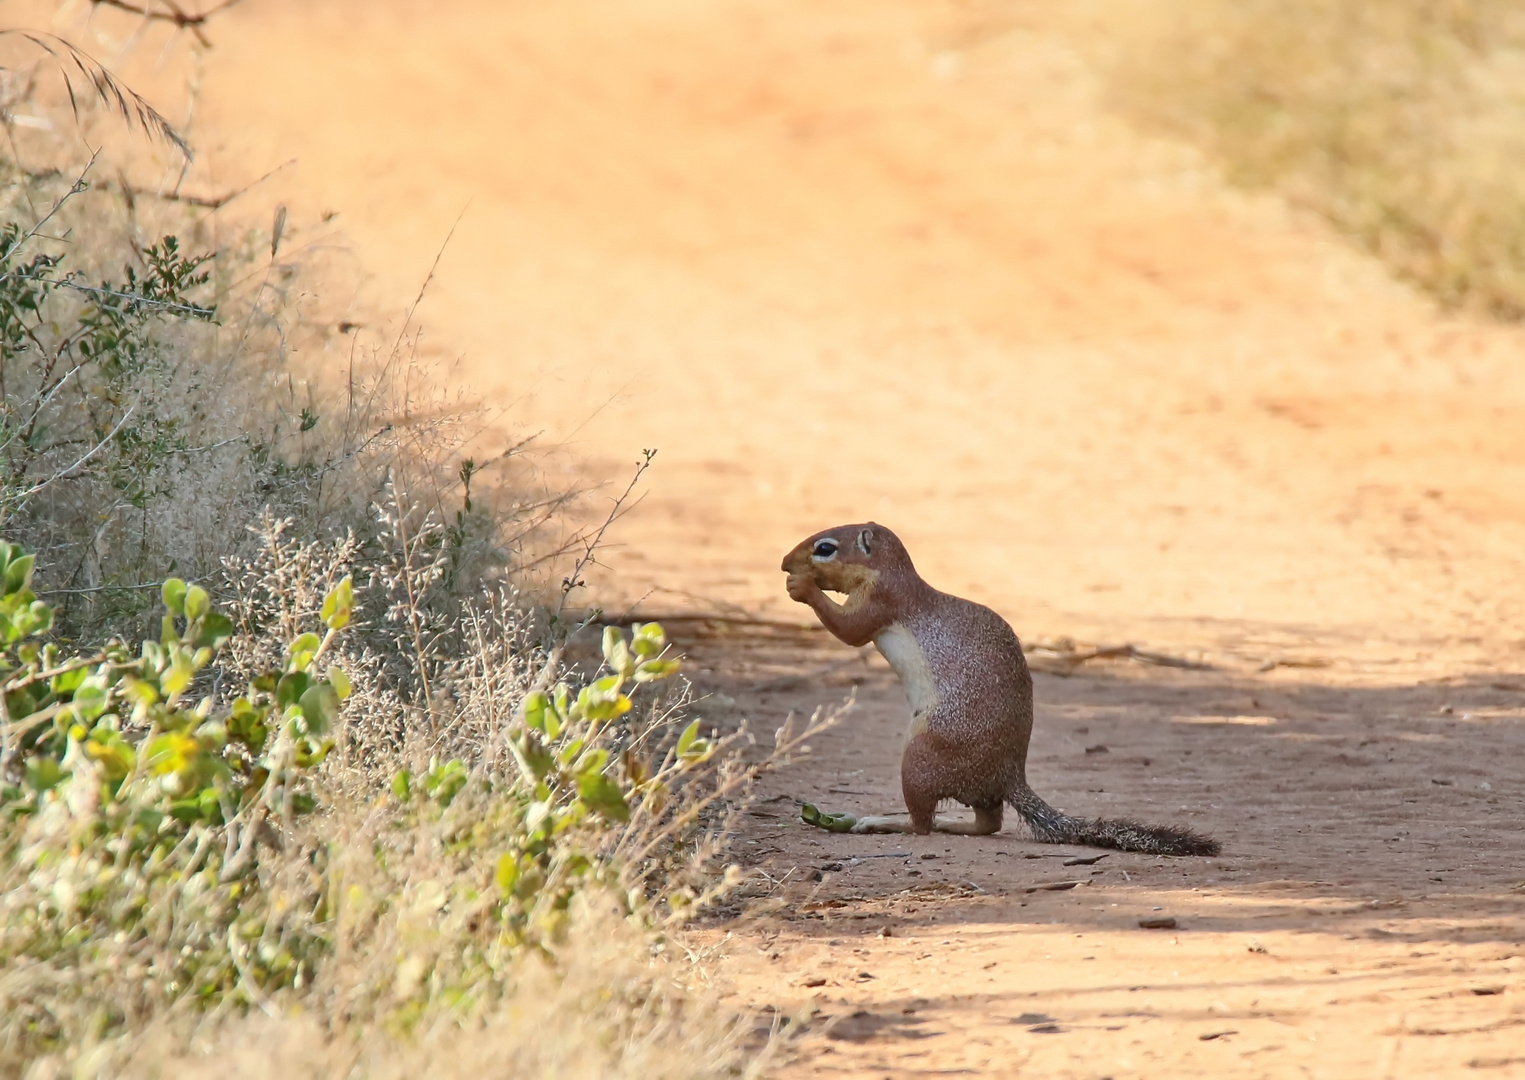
[780,522,913,595]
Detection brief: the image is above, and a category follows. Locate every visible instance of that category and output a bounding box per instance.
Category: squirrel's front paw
[785,572,820,603]
[800,803,858,833]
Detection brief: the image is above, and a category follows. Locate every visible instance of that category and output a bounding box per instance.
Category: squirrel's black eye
[812,539,838,559]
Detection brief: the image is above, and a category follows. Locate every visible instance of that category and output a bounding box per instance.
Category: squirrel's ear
[857,527,873,556]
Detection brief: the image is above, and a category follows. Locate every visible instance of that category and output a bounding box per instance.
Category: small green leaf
[581,691,632,722]
[557,737,587,768]
[161,578,187,616]
[424,758,468,805]
[3,553,35,597]
[576,771,630,822]
[121,677,159,707]
[84,730,136,781]
[183,584,210,621]
[600,625,622,665]
[607,636,635,678]
[276,671,312,709]
[634,658,681,683]
[193,612,234,649]
[24,756,64,793]
[676,718,702,757]
[392,769,412,801]
[294,737,334,768]
[49,667,89,695]
[321,575,354,630]
[494,852,519,895]
[147,731,200,777]
[631,622,666,657]
[511,731,555,782]
[70,682,108,721]
[523,690,550,733]
[163,654,194,697]
[299,683,341,734]
[328,665,351,700]
[286,632,321,671]
[19,601,52,638]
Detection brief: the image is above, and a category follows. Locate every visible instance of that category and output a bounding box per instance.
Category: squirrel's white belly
[874,622,940,737]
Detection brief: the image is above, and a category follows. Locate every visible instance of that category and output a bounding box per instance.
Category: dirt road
[31,1,1525,1074]
[679,622,1524,1079]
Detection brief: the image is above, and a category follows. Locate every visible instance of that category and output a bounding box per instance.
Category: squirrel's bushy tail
[1008,784,1219,857]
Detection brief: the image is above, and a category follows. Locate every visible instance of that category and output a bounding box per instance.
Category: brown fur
[783,523,1220,855]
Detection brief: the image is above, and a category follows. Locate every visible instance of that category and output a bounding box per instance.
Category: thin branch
[37,581,163,596]
[0,151,97,266]
[10,405,135,503]
[0,273,216,317]
[112,157,295,212]
[90,0,245,49]
[554,449,656,619]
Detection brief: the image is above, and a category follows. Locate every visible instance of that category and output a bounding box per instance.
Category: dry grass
[105,912,767,1080]
[1101,0,1525,318]
[0,147,568,639]
[0,507,820,1079]
[13,812,769,1080]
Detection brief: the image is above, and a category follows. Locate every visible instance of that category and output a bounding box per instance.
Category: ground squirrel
[781,522,1219,856]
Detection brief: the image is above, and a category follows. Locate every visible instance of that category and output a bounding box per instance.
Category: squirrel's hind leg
[848,806,1001,835]
[798,805,1002,835]
[839,794,1001,836]
[934,805,1003,836]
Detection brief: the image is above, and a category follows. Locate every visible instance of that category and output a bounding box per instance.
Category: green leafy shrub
[0,540,357,1032]
[0,174,298,624]
[0,533,803,1071]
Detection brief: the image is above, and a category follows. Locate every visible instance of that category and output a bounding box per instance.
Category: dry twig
[90,0,245,49]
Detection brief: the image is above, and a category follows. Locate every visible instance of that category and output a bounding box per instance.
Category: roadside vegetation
[1107,0,1525,319]
[0,32,809,1079]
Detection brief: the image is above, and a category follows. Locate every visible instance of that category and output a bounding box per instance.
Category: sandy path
[680,624,1524,1079]
[23,1,1525,1074]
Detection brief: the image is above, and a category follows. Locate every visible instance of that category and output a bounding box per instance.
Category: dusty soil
[21,1,1525,1075]
[679,622,1524,1078]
